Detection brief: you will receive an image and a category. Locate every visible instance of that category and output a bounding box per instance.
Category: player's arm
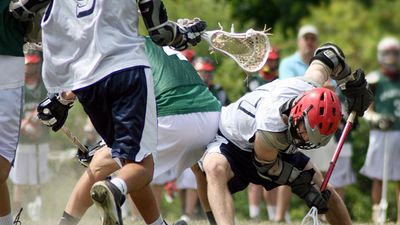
[137,0,206,50]
[304,43,373,117]
[253,130,330,212]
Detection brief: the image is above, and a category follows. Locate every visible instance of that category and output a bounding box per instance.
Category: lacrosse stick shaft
[61,125,88,153]
[321,111,357,191]
[379,133,390,225]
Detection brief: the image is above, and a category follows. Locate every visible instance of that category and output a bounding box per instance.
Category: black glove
[311,43,351,81]
[290,169,330,213]
[172,18,207,50]
[37,93,73,132]
[342,69,374,117]
[76,141,105,167]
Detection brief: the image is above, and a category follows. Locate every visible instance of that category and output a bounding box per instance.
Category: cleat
[91,180,125,225]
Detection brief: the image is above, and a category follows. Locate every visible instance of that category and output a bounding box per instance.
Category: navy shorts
[217,135,310,193]
[74,66,157,162]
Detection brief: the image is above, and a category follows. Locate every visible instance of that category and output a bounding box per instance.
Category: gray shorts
[0,87,23,163]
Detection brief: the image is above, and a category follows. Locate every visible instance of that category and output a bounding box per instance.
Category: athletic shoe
[91,180,126,225]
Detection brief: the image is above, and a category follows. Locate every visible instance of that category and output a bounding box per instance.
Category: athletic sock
[249,204,260,219]
[0,213,12,225]
[147,215,166,225]
[266,205,277,221]
[110,177,128,195]
[58,211,80,225]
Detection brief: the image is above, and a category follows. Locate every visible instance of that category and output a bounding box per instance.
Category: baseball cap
[297,25,318,39]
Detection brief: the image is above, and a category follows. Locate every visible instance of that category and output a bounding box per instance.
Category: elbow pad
[138,0,183,46]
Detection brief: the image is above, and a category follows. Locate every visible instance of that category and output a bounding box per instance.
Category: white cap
[377,37,400,52]
[297,25,318,39]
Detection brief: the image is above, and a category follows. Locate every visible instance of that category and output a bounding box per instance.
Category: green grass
[8,154,399,225]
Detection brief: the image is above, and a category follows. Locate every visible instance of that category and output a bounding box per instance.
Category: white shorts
[360,130,400,181]
[330,149,356,188]
[10,143,50,185]
[0,87,23,163]
[152,169,176,185]
[153,111,220,178]
[176,168,197,190]
[301,138,337,172]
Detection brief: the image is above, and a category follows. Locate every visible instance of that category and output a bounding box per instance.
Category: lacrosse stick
[378,132,391,225]
[301,111,357,225]
[61,125,88,153]
[200,24,271,73]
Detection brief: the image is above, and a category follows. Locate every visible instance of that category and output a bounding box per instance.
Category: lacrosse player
[42,35,219,225]
[36,1,205,225]
[200,43,373,225]
[0,0,48,223]
[9,48,50,221]
[360,37,400,224]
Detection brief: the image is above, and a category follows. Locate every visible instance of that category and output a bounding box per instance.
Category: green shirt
[372,70,400,130]
[20,81,50,143]
[144,37,221,117]
[0,0,25,56]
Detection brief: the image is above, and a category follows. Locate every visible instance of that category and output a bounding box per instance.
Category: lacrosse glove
[37,93,73,132]
[171,18,207,51]
[341,69,374,117]
[76,140,106,167]
[311,43,352,82]
[290,169,330,214]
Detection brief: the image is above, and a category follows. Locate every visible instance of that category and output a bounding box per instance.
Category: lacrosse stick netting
[201,28,271,73]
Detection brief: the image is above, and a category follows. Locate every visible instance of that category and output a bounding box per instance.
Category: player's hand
[171,18,207,50]
[289,169,330,213]
[76,141,105,167]
[342,69,374,117]
[377,115,395,130]
[37,93,73,132]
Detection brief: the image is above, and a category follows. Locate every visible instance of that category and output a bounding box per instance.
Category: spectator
[360,37,400,224]
[10,47,50,221]
[194,56,230,106]
[279,24,319,79]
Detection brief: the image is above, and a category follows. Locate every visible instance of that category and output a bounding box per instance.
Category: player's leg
[274,185,291,222]
[59,146,119,225]
[192,164,216,224]
[247,183,262,219]
[263,188,277,220]
[0,87,23,225]
[203,151,235,225]
[176,169,198,221]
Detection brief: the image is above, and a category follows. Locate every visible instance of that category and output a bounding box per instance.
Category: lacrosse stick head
[301,206,320,225]
[202,28,271,72]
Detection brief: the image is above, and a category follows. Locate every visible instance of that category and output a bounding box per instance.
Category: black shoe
[13,208,23,225]
[91,180,125,225]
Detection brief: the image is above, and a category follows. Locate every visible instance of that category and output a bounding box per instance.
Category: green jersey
[371,70,400,130]
[0,0,25,56]
[20,81,50,143]
[144,37,221,116]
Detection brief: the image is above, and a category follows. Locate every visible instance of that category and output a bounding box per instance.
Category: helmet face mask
[288,88,342,150]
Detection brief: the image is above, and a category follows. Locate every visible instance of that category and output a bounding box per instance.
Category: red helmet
[289,88,342,149]
[268,47,280,60]
[181,49,196,63]
[193,57,215,72]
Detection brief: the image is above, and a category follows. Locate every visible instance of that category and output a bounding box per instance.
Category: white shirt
[219,78,316,152]
[41,0,150,93]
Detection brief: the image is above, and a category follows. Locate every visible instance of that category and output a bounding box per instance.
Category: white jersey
[219,77,317,152]
[41,0,150,93]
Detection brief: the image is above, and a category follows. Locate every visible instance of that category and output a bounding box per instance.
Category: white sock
[266,206,277,221]
[285,210,291,224]
[110,177,128,195]
[249,205,260,219]
[147,215,165,225]
[0,213,13,225]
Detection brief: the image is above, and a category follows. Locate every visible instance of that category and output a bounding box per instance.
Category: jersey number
[238,97,262,118]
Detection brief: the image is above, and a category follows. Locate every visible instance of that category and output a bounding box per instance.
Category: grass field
[8,152,397,225]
